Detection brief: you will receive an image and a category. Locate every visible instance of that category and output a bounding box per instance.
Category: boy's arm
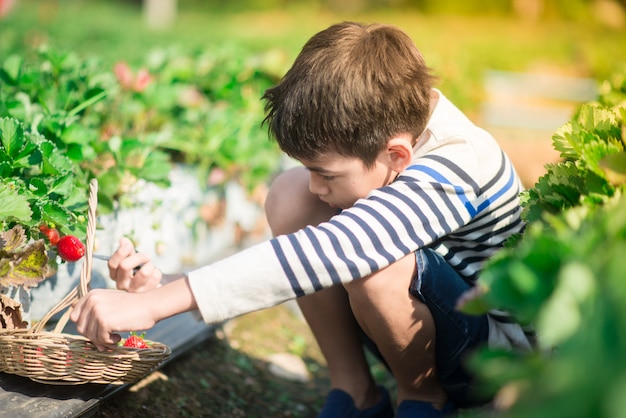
[70,276,196,351]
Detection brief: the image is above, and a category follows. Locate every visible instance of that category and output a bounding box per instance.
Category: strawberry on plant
[39,224,60,246]
[123,332,149,349]
[56,235,85,262]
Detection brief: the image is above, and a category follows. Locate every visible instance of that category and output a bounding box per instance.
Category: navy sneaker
[395,400,455,418]
[317,385,394,418]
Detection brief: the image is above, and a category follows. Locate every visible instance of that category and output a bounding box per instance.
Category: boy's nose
[308,176,328,196]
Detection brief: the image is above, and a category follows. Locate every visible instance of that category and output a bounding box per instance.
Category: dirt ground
[93,132,558,418]
[94,304,335,418]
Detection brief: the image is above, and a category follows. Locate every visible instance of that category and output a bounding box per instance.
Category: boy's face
[300,152,397,210]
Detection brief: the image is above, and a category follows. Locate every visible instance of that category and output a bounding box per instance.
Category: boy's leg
[345,248,489,411]
[343,252,448,408]
[265,167,382,410]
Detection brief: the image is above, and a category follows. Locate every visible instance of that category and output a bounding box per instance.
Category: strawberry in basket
[122,332,150,349]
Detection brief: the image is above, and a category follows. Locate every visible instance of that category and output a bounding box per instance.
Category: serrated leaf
[509,261,542,296]
[39,140,73,176]
[0,186,32,222]
[27,177,47,196]
[552,123,578,160]
[37,200,74,231]
[49,173,75,195]
[12,139,39,167]
[456,284,491,315]
[577,103,618,134]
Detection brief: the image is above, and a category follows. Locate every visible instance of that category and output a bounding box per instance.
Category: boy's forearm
[162,273,184,284]
[149,274,198,322]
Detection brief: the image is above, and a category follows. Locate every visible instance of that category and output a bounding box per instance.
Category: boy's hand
[70,289,157,351]
[108,237,162,292]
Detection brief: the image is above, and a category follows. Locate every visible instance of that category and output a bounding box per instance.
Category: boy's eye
[319,173,335,181]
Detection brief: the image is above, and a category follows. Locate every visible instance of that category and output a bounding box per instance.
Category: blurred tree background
[1,0,625,118]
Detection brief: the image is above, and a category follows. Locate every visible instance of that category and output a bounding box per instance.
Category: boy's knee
[265,167,337,235]
[265,168,306,231]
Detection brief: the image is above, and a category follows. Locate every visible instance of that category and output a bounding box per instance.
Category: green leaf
[28,177,47,197]
[37,200,74,233]
[49,174,75,196]
[0,186,32,222]
[600,152,626,185]
[97,170,122,201]
[0,54,22,83]
[0,117,25,160]
[61,124,97,145]
[137,150,171,185]
[605,373,626,418]
[66,142,96,162]
[535,262,595,347]
[39,139,73,176]
[67,88,108,117]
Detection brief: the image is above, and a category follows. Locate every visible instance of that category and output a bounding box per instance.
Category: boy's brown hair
[262,21,437,168]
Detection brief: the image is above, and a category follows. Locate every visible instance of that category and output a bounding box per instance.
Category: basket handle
[31,179,98,334]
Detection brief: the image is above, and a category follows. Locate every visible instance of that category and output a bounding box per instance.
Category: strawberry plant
[0,116,88,248]
[1,45,285,210]
[141,45,284,191]
[460,71,626,417]
[0,115,88,312]
[0,48,172,214]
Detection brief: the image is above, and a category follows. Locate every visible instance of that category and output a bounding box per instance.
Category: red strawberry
[39,224,60,246]
[56,235,86,262]
[123,332,149,349]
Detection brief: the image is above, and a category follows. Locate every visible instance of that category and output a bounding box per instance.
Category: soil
[94,303,337,418]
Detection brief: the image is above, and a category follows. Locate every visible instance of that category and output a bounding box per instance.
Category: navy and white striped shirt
[188,91,530,348]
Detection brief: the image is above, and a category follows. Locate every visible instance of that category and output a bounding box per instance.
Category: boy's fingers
[129,263,162,292]
[71,293,117,350]
[94,334,122,352]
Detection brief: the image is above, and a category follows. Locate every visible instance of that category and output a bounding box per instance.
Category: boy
[71,22,532,417]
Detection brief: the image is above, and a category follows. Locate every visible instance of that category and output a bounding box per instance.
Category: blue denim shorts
[361,248,490,408]
[410,248,490,407]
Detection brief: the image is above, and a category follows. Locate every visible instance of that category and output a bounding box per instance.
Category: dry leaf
[0,225,27,252]
[0,239,49,289]
[0,293,28,330]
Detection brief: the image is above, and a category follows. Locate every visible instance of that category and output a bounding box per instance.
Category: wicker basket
[0,179,171,385]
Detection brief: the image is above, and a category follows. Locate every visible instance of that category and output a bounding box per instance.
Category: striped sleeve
[266,151,489,295]
[187,144,524,324]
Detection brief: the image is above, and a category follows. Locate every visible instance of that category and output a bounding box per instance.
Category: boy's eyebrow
[306,166,339,175]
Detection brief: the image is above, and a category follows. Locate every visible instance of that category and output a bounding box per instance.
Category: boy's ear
[386,136,414,172]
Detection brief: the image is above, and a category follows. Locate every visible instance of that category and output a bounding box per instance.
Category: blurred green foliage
[460,70,626,417]
[1,0,625,116]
